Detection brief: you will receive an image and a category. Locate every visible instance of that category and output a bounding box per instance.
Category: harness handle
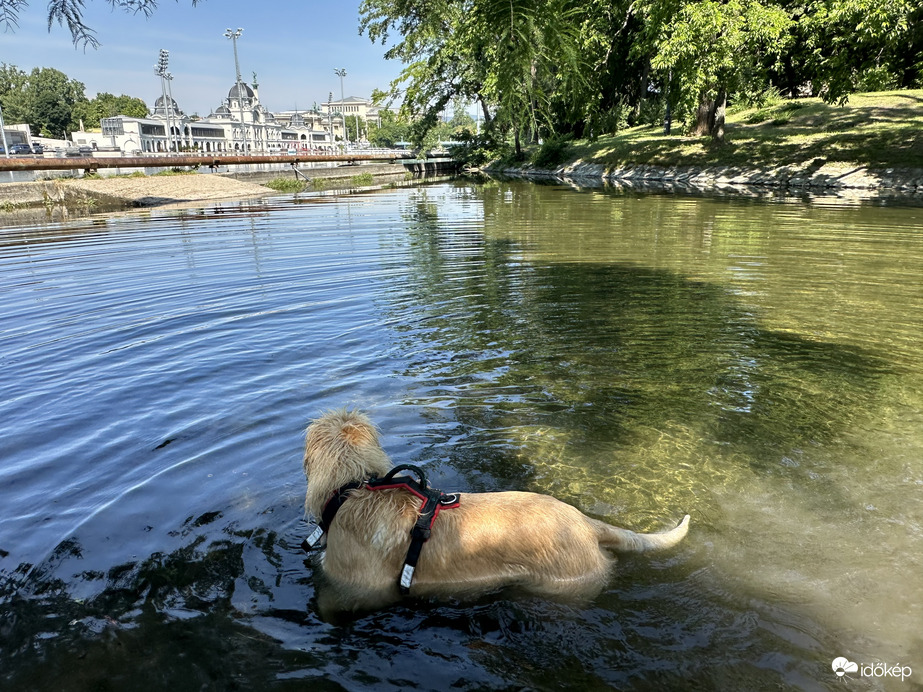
[380,463,427,489]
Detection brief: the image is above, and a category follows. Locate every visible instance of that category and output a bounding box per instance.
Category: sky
[1,1,405,116]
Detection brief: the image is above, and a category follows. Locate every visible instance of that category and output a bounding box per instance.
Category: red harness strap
[302,464,460,595]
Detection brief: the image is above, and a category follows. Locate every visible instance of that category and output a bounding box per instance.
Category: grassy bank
[510,90,923,172]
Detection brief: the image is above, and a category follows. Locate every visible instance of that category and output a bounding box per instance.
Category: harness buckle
[399,564,415,592]
[301,524,326,551]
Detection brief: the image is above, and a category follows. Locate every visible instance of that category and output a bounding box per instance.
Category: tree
[360,0,593,152]
[345,115,365,143]
[795,0,917,102]
[0,63,30,124]
[72,92,149,130]
[367,108,410,148]
[0,0,201,48]
[0,64,86,137]
[650,0,792,141]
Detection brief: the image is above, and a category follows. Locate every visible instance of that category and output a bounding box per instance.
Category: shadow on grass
[575,91,923,171]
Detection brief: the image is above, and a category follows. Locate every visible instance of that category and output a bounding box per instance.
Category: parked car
[31,143,44,155]
[10,143,33,155]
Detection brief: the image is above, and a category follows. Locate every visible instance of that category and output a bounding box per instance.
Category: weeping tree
[360,0,592,152]
[0,0,201,48]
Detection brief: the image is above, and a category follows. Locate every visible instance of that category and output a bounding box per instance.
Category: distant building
[0,123,32,147]
[321,95,387,143]
[71,80,341,154]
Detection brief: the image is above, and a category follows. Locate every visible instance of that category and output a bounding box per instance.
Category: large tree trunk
[692,91,713,136]
[709,89,727,143]
[631,62,651,122]
[477,93,492,127]
[693,89,727,143]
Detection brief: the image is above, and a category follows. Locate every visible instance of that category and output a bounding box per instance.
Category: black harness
[301,464,460,595]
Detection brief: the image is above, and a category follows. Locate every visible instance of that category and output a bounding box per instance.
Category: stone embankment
[488,160,923,197]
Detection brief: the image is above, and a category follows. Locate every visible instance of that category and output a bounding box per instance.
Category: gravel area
[64,174,275,206]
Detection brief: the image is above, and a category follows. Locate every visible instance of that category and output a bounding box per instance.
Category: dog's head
[303,409,392,517]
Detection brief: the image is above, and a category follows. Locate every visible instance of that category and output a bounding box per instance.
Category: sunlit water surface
[1,181,921,691]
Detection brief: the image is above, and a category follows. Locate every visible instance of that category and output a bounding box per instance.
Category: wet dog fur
[303,409,689,616]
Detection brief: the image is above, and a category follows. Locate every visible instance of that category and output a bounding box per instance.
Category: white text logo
[832,657,912,682]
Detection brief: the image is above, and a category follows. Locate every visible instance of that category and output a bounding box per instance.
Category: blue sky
[1,1,404,117]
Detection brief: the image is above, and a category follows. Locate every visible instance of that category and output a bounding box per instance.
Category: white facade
[71,81,338,154]
[321,96,388,143]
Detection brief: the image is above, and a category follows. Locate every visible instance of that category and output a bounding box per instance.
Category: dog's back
[302,409,690,615]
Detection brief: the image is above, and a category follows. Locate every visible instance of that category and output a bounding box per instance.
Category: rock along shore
[487,160,923,198]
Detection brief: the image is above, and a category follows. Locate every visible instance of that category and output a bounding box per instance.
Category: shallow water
[1,181,921,691]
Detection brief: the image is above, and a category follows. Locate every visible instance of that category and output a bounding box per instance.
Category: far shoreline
[483,160,923,200]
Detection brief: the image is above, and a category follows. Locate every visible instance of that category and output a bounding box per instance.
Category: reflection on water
[1,181,921,690]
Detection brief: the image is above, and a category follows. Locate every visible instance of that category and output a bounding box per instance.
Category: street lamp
[225,28,249,154]
[164,71,179,151]
[334,67,348,147]
[327,91,334,152]
[154,49,175,153]
[0,101,10,158]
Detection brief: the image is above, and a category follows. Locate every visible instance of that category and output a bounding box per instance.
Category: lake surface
[1,179,921,691]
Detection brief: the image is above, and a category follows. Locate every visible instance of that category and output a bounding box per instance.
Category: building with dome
[70,78,343,155]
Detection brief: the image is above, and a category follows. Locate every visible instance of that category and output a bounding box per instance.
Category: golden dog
[303,409,690,615]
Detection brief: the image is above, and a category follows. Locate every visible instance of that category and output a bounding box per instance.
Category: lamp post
[224,28,249,154]
[334,68,348,147]
[0,101,9,158]
[154,49,174,153]
[327,91,334,152]
[164,71,179,151]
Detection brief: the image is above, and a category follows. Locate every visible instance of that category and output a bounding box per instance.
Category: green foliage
[2,0,920,152]
[447,130,510,167]
[554,89,923,171]
[349,172,374,186]
[265,177,307,193]
[0,0,202,48]
[152,168,196,177]
[368,108,411,148]
[360,0,921,146]
[532,135,573,169]
[72,92,148,130]
[0,64,86,137]
[0,63,146,139]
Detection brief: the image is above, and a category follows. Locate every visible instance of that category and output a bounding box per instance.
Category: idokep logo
[832,658,859,679]
[832,657,912,682]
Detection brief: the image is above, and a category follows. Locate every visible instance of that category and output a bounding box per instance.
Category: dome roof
[228,83,255,99]
[152,95,183,117]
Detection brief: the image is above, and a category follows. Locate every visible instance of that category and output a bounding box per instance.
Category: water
[1,180,921,691]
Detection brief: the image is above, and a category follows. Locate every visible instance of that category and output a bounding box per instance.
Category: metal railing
[0,151,415,173]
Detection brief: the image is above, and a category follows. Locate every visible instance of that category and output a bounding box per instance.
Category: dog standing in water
[302,409,690,616]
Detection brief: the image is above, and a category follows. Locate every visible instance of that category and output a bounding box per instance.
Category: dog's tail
[593,514,690,553]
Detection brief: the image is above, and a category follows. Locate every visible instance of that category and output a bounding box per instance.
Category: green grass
[349,172,374,187]
[153,168,198,176]
[536,90,923,171]
[264,177,307,193]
